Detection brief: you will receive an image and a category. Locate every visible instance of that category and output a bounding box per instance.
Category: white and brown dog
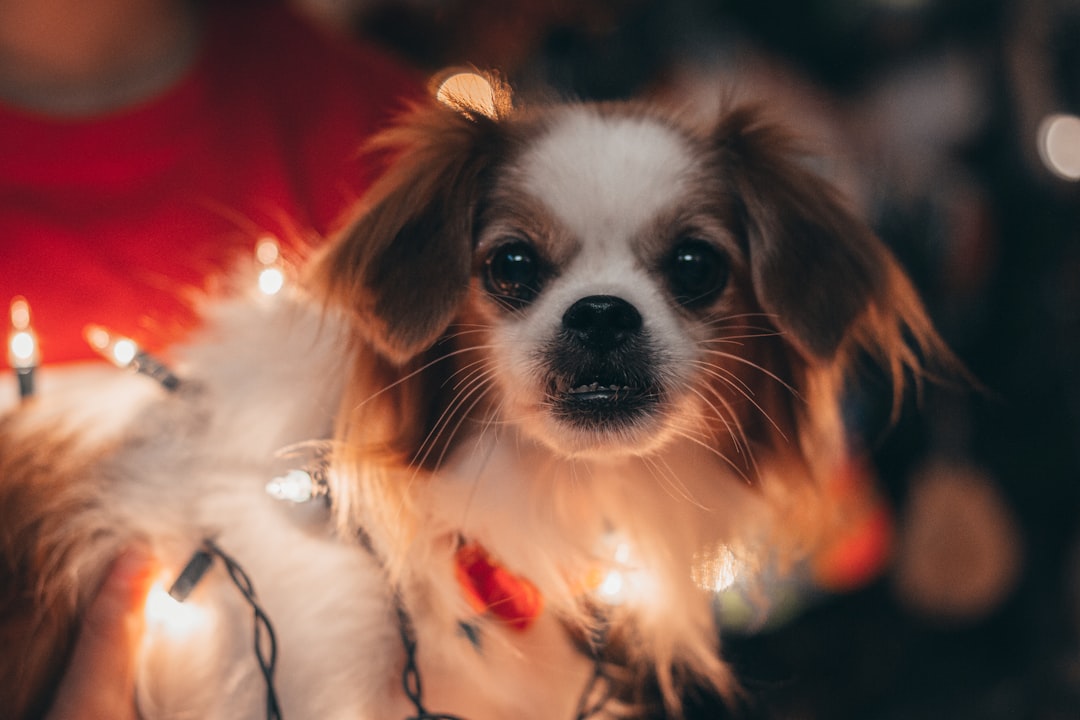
[0,74,952,719]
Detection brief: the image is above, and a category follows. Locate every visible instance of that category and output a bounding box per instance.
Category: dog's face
[472,108,746,456]
[313,78,948,470]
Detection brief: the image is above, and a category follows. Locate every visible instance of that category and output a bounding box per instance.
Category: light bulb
[8,297,39,369]
[85,325,137,368]
[266,469,320,503]
[255,237,287,296]
[84,325,180,390]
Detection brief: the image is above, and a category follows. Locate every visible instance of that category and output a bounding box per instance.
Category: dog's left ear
[309,72,511,363]
[715,106,952,384]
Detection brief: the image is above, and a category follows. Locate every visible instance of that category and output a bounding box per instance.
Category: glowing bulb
[8,297,39,369]
[693,545,743,594]
[9,332,36,365]
[435,71,502,119]
[10,297,30,330]
[145,578,209,639]
[255,237,286,296]
[266,469,317,503]
[255,237,280,265]
[111,339,137,366]
[597,568,626,601]
[1038,113,1080,181]
[258,267,285,296]
[596,541,633,604]
[83,324,180,390]
[85,325,137,368]
[144,548,214,640]
[593,537,656,606]
[8,297,39,399]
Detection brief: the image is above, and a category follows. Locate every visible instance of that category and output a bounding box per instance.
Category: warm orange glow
[436,72,500,119]
[692,544,743,594]
[255,236,286,296]
[8,297,39,369]
[589,535,658,606]
[144,574,210,640]
[84,324,138,367]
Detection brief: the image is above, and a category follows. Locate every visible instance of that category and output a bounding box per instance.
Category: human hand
[45,548,156,720]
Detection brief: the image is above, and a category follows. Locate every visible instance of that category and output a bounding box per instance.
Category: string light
[265,468,328,504]
[145,578,210,640]
[264,441,333,507]
[157,464,628,720]
[7,296,39,400]
[255,237,286,297]
[168,547,215,601]
[260,443,615,718]
[84,324,181,391]
[145,551,215,639]
[691,544,744,594]
[154,541,282,720]
[592,535,656,607]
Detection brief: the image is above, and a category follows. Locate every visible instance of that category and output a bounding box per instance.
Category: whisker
[412,374,491,466]
[667,424,752,485]
[683,382,747,451]
[691,359,757,398]
[440,320,497,337]
[691,361,789,443]
[700,311,780,326]
[683,383,756,472]
[414,367,499,472]
[454,403,506,529]
[699,330,786,344]
[353,344,499,411]
[691,379,770,480]
[697,349,802,399]
[640,454,712,511]
[445,357,496,392]
[427,380,500,473]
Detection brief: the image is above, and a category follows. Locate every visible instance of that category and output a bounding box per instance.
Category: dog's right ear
[308,72,511,363]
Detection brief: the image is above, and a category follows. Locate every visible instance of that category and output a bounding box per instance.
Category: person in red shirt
[1,2,419,717]
[1,0,418,368]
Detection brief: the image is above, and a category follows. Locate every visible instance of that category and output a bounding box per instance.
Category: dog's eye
[667,239,729,309]
[484,240,542,308]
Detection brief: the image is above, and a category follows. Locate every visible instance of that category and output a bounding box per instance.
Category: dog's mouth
[548,370,662,427]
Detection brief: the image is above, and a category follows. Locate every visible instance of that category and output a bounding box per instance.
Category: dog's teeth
[564,381,642,396]
[569,382,606,394]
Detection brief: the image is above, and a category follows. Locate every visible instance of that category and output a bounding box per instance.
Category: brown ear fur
[715,106,957,406]
[308,92,508,364]
[0,425,113,720]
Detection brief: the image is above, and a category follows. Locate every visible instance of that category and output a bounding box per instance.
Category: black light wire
[394,595,467,720]
[572,612,616,720]
[172,532,616,720]
[202,539,283,720]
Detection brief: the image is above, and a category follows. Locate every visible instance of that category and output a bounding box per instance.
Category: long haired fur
[0,74,955,719]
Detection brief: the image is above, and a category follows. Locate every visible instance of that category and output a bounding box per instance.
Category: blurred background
[295,0,1080,717]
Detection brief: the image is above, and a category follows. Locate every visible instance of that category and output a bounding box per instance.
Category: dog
[0,73,953,719]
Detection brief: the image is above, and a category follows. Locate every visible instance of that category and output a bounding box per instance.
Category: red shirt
[0,3,417,367]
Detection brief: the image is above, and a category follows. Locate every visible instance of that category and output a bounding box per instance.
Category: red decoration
[454,541,544,631]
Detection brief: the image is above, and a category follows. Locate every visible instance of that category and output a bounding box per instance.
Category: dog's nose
[562,295,642,351]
